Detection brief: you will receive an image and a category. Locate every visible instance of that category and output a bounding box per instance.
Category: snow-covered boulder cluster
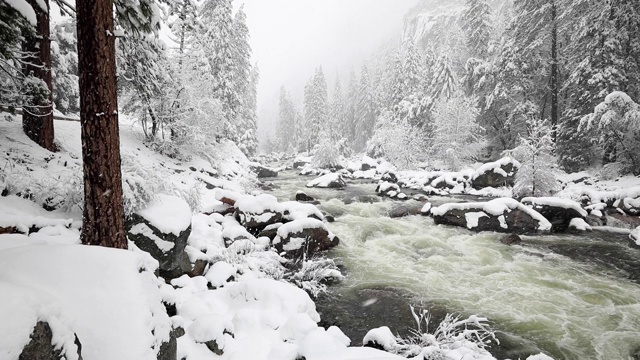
[306,172,347,189]
[430,198,552,234]
[521,197,588,233]
[208,189,339,260]
[470,157,520,190]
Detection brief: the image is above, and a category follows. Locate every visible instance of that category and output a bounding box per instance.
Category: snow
[362,326,397,350]
[569,218,592,231]
[205,262,237,288]
[465,212,489,229]
[235,193,280,214]
[5,0,37,25]
[307,173,344,188]
[0,245,171,360]
[420,202,432,215]
[0,195,77,234]
[129,223,175,252]
[525,354,555,360]
[521,197,588,217]
[631,226,640,246]
[431,198,552,231]
[274,218,327,245]
[137,194,192,236]
[472,156,520,180]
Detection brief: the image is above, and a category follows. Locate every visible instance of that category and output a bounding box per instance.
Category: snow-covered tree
[367,110,428,170]
[512,119,558,197]
[430,53,457,100]
[461,0,493,59]
[354,64,376,151]
[303,67,329,151]
[276,86,298,152]
[329,74,349,147]
[51,19,79,114]
[580,91,640,175]
[431,91,485,170]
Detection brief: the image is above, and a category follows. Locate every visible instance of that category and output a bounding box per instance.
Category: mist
[234,0,420,141]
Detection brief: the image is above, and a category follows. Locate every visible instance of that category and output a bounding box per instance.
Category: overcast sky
[234,0,419,140]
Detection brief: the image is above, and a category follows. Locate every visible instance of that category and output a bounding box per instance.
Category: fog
[234,0,420,142]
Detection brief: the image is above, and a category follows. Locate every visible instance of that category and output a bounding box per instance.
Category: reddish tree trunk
[76,0,127,248]
[22,0,55,152]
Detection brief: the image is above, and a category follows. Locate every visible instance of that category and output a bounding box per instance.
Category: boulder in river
[471,157,520,190]
[430,198,552,234]
[296,191,316,202]
[499,234,522,245]
[306,173,347,189]
[521,197,588,233]
[272,218,339,259]
[250,165,278,178]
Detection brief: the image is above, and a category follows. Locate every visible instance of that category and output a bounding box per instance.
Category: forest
[0,0,639,360]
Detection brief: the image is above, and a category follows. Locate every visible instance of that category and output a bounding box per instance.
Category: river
[265,169,640,360]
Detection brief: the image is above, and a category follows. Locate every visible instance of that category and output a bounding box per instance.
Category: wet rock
[325,215,335,223]
[521,197,587,233]
[156,328,177,360]
[19,321,83,360]
[257,223,282,240]
[272,218,339,259]
[251,165,278,178]
[431,199,551,234]
[376,182,400,196]
[126,213,192,280]
[585,213,606,227]
[605,211,640,230]
[381,172,398,183]
[388,204,421,218]
[471,157,519,190]
[499,234,522,245]
[235,208,283,233]
[296,191,315,202]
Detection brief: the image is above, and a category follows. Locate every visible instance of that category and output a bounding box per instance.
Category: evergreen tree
[345,68,359,147]
[277,86,297,152]
[51,19,79,114]
[354,65,376,151]
[430,53,457,99]
[558,0,640,171]
[461,0,493,59]
[329,74,347,142]
[303,67,329,150]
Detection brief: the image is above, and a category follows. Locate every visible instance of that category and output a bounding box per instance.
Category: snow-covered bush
[430,91,485,170]
[386,306,498,359]
[511,119,558,198]
[121,154,201,216]
[580,91,640,175]
[285,256,344,298]
[312,135,341,169]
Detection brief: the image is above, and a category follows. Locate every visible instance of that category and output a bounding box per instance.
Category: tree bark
[76,0,127,249]
[22,0,55,152]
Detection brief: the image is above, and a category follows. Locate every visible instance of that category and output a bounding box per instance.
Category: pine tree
[77,0,126,248]
[51,19,79,114]
[22,0,55,152]
[345,68,359,147]
[558,0,640,171]
[303,67,329,150]
[329,74,347,143]
[430,53,457,99]
[461,0,493,59]
[354,65,376,151]
[277,86,297,152]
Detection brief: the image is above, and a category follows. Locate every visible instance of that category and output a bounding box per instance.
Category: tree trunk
[22,0,55,152]
[550,0,559,142]
[76,0,127,249]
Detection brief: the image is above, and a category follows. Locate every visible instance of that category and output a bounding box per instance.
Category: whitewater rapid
[266,170,640,360]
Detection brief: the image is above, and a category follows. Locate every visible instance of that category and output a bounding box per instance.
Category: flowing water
[265,170,640,360]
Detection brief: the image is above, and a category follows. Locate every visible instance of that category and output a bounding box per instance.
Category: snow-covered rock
[630,226,640,247]
[272,218,340,258]
[127,194,192,279]
[306,173,347,189]
[430,198,552,234]
[568,218,592,232]
[250,164,279,178]
[362,326,397,351]
[0,245,173,360]
[521,197,587,233]
[234,193,283,232]
[293,155,312,169]
[376,181,400,197]
[471,157,520,190]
